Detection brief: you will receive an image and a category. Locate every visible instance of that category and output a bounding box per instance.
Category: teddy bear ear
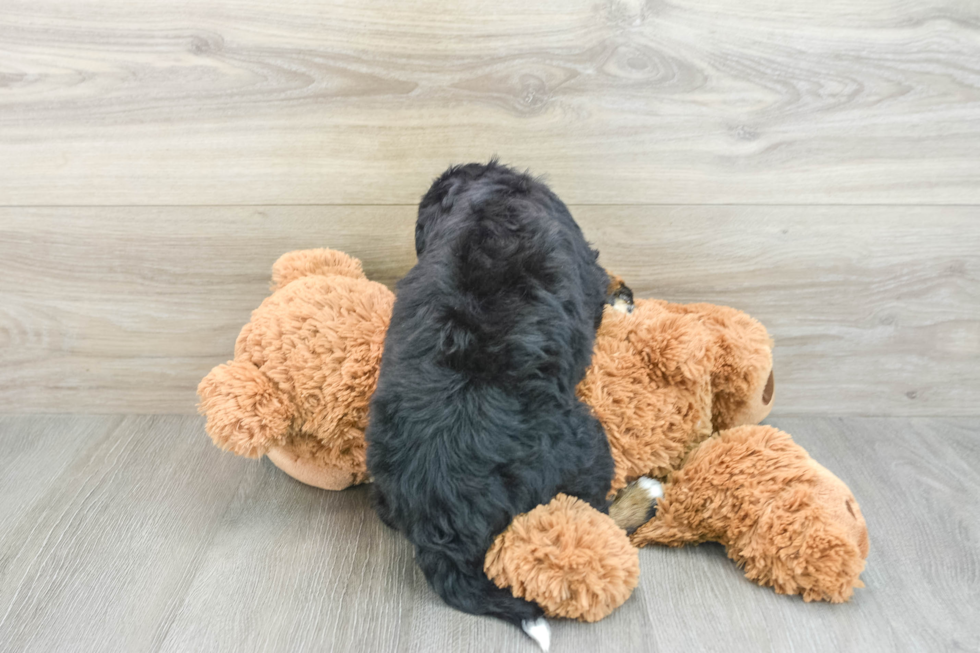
[271,249,366,290]
[197,360,295,458]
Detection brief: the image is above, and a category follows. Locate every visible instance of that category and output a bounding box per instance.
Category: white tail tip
[636,476,664,500]
[522,617,551,652]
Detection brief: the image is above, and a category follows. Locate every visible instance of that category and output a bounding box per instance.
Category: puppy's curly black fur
[366,161,615,635]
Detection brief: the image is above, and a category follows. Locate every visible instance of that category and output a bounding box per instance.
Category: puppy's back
[366,162,612,639]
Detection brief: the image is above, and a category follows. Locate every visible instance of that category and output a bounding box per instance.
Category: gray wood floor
[1,415,977,653]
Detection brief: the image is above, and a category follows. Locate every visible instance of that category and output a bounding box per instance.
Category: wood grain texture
[0,415,250,653]
[1,0,979,205]
[0,415,977,652]
[1,206,976,415]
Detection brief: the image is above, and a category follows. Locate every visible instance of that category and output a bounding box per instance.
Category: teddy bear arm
[197,359,295,458]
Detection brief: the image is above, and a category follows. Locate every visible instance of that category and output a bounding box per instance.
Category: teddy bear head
[579,298,774,492]
[197,249,393,489]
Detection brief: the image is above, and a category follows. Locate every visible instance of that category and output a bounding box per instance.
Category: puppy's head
[416,160,537,256]
[418,162,486,255]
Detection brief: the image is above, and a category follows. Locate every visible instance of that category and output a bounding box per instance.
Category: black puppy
[366,161,615,649]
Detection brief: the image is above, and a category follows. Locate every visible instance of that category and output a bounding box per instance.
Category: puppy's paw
[609,476,662,533]
[606,273,634,314]
[522,617,551,652]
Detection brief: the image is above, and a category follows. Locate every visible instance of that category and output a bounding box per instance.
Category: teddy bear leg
[197,360,294,458]
[629,483,706,548]
[631,425,869,601]
[265,443,362,491]
[733,487,868,603]
[726,428,869,602]
[271,248,367,290]
[628,432,729,547]
[485,494,640,624]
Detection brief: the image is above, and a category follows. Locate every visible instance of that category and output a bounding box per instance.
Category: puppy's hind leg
[609,477,663,534]
[605,272,634,314]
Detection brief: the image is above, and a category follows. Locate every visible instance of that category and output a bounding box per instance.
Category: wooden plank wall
[1,0,978,416]
[1,208,976,415]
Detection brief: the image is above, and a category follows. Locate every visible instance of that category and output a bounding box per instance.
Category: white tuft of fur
[522,617,551,652]
[636,476,664,500]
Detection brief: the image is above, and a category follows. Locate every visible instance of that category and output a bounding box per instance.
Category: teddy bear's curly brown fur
[198,249,393,489]
[635,425,869,602]
[198,248,868,621]
[579,297,775,494]
[484,493,641,622]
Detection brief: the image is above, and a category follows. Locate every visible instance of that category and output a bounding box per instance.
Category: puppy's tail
[417,549,551,651]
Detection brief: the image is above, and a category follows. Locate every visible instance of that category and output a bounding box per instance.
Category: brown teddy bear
[198,249,868,622]
[198,248,389,490]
